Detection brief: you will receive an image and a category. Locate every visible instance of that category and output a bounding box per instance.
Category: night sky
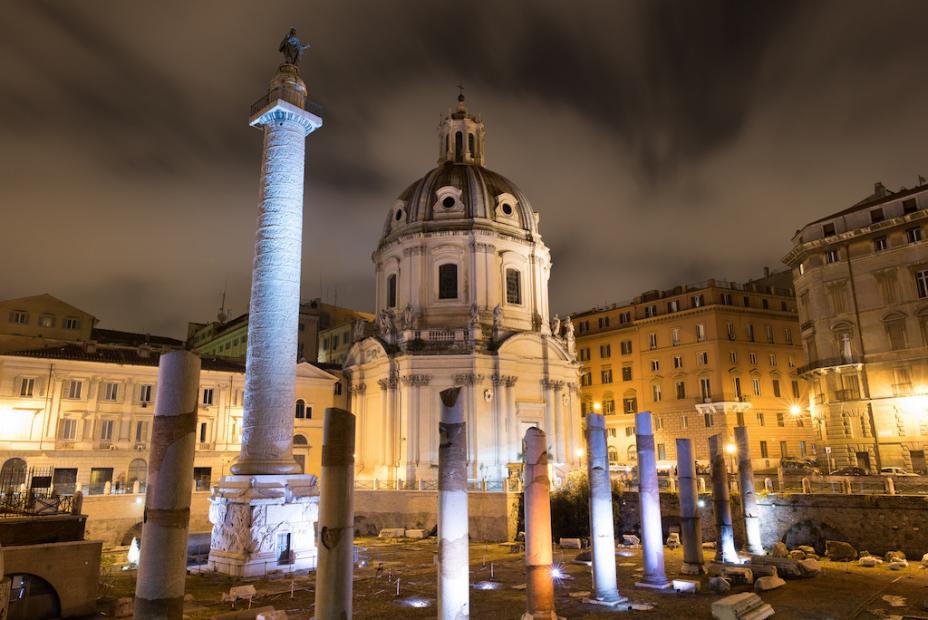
[3,1,928,338]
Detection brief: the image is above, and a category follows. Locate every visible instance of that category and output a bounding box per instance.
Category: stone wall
[81,491,213,547]
[4,539,102,618]
[353,490,520,542]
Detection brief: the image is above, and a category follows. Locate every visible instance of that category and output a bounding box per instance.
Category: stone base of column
[521,613,566,620]
[680,562,706,575]
[634,577,673,590]
[581,595,629,607]
[207,474,319,577]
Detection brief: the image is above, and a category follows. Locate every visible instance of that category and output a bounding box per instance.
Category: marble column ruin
[314,408,356,620]
[438,388,469,619]
[584,413,625,604]
[634,411,671,589]
[135,351,201,619]
[708,434,739,563]
[675,438,705,575]
[734,426,763,555]
[523,427,558,619]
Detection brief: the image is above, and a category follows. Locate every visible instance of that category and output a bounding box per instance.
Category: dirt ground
[98,538,928,619]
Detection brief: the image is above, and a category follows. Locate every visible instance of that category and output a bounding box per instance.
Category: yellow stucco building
[572,271,819,471]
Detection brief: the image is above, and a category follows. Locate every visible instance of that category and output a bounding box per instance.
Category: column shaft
[135,351,201,619]
[708,434,739,563]
[553,385,565,464]
[634,411,670,589]
[585,414,623,602]
[234,117,306,475]
[439,388,469,619]
[734,426,763,555]
[524,427,558,618]
[675,438,705,574]
[315,408,356,620]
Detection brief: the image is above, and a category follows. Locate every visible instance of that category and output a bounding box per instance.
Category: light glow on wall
[0,407,34,440]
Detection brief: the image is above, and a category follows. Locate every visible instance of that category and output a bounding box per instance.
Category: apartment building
[572,271,817,470]
[784,181,928,472]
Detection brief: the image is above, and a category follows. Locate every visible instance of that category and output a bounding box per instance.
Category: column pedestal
[208,474,319,577]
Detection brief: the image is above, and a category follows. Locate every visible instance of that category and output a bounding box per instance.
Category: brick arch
[121,521,144,546]
[779,518,847,555]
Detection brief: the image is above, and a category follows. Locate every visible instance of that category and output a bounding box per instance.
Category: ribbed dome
[380,162,538,246]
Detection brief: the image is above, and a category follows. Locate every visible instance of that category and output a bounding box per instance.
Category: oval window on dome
[394,209,403,221]
[501,203,513,216]
[442,196,456,209]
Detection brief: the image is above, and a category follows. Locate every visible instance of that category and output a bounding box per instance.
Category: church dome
[379,95,539,248]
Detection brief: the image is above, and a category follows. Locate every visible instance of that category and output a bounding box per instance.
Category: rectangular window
[700,378,711,401]
[139,384,153,403]
[66,380,82,400]
[769,353,777,367]
[773,379,781,397]
[736,410,745,426]
[672,328,681,346]
[749,352,757,365]
[691,294,704,307]
[652,383,662,402]
[623,398,637,414]
[874,236,888,252]
[199,422,208,442]
[734,377,742,398]
[667,300,679,313]
[756,412,765,426]
[704,412,714,427]
[38,314,55,327]
[64,317,81,330]
[387,274,398,308]
[762,298,770,310]
[621,366,632,381]
[135,420,148,442]
[746,324,755,342]
[600,344,611,358]
[600,369,613,384]
[727,321,735,340]
[886,321,908,351]
[673,355,683,369]
[752,378,761,396]
[100,419,114,441]
[743,296,751,308]
[916,270,928,299]
[598,316,610,328]
[760,441,769,458]
[800,441,807,457]
[792,380,800,399]
[696,323,706,342]
[681,415,689,429]
[579,348,590,362]
[776,412,785,427]
[907,227,923,243]
[193,467,212,492]
[697,351,709,365]
[729,351,737,364]
[822,222,836,236]
[765,325,774,343]
[657,443,666,460]
[903,198,918,214]
[102,382,119,401]
[580,370,592,386]
[784,328,793,344]
[620,340,633,355]
[644,305,657,318]
[58,418,77,440]
[202,387,214,406]
[655,416,663,430]
[870,208,885,223]
[676,381,686,400]
[603,399,615,415]
[9,310,28,325]
[648,333,657,350]
[619,312,631,324]
[625,426,634,437]
[438,263,458,299]
[19,377,35,397]
[825,249,839,263]
[721,293,733,305]
[780,441,788,457]
[650,359,660,372]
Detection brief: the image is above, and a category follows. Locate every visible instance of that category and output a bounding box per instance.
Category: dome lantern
[438,89,486,166]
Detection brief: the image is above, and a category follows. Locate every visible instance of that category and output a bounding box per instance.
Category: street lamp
[593,401,602,414]
[725,441,737,475]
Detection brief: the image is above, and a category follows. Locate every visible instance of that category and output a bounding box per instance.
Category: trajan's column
[208,29,324,577]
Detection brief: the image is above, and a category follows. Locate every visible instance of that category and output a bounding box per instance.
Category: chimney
[763,266,770,278]
[874,181,887,198]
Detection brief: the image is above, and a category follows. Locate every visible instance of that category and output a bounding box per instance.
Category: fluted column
[553,382,565,464]
[734,426,763,555]
[233,65,322,475]
[542,380,555,459]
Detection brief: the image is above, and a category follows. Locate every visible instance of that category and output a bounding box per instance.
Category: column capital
[401,374,431,387]
[454,373,484,386]
[249,99,322,135]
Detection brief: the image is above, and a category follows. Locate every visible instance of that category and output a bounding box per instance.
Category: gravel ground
[95,538,928,619]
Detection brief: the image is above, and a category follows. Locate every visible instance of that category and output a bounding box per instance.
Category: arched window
[468,133,475,157]
[455,131,463,160]
[387,274,397,308]
[0,457,27,492]
[293,434,308,446]
[295,399,306,419]
[438,263,458,300]
[505,268,522,305]
[127,459,147,488]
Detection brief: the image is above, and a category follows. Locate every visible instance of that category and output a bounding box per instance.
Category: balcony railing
[797,355,861,375]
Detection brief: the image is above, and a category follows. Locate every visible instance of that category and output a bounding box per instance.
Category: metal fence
[354,478,521,493]
[0,466,74,518]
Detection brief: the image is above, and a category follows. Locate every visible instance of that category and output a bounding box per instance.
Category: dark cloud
[2,0,928,336]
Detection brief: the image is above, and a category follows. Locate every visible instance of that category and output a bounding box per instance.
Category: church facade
[344,96,582,484]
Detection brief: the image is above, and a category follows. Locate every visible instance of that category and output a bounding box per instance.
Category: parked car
[829,466,870,476]
[880,467,920,477]
[780,457,821,475]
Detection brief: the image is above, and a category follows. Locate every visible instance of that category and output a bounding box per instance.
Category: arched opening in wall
[121,521,144,546]
[626,445,637,462]
[295,399,306,419]
[0,457,27,492]
[293,434,309,474]
[455,131,463,160]
[781,519,847,555]
[468,132,475,157]
[127,459,147,490]
[387,273,397,308]
[8,573,61,620]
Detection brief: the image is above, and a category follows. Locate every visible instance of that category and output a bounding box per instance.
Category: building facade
[784,181,928,473]
[572,272,818,470]
[0,344,346,496]
[343,95,582,485]
[187,298,373,363]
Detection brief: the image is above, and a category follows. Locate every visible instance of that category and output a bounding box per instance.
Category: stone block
[559,537,582,549]
[754,575,785,592]
[748,565,778,579]
[672,579,699,593]
[709,577,731,594]
[405,528,427,539]
[721,566,754,585]
[749,555,801,579]
[858,556,882,567]
[770,542,788,558]
[113,597,133,618]
[666,532,681,549]
[922,552,928,567]
[825,540,857,562]
[378,527,406,539]
[885,550,906,563]
[797,546,816,556]
[222,585,257,604]
[711,593,775,620]
[788,550,805,560]
[798,558,822,577]
[888,559,909,570]
[621,534,640,547]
